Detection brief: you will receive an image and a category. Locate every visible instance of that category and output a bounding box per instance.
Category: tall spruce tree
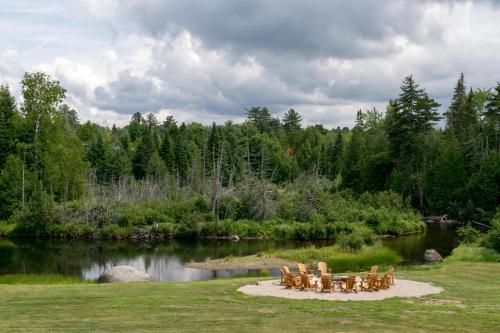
[132,127,155,179]
[160,130,176,173]
[445,73,467,136]
[484,82,500,153]
[0,85,17,167]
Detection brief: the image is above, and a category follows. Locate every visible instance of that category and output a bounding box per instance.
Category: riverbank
[187,244,401,272]
[0,262,498,332]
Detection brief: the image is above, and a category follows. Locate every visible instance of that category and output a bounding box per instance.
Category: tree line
[0,72,498,227]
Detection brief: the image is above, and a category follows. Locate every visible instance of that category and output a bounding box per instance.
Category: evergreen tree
[174,123,189,182]
[160,130,176,173]
[445,73,467,135]
[484,82,500,152]
[128,112,144,142]
[206,122,223,175]
[327,131,344,177]
[0,85,17,167]
[282,109,302,132]
[132,127,155,179]
[88,133,109,183]
[246,107,275,133]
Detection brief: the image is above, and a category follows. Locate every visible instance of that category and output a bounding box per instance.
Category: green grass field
[0,263,499,332]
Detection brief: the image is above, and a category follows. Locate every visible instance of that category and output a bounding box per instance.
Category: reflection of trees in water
[0,238,325,279]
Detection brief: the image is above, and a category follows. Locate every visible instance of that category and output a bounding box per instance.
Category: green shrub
[481,212,500,252]
[0,221,16,236]
[157,223,177,238]
[446,245,500,262]
[457,224,482,244]
[11,189,57,237]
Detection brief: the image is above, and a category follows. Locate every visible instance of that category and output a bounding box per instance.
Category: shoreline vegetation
[0,190,426,243]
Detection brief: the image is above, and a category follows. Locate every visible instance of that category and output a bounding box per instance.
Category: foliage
[456,224,481,244]
[446,245,500,263]
[0,71,499,239]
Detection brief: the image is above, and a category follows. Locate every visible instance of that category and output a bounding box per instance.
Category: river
[0,223,457,281]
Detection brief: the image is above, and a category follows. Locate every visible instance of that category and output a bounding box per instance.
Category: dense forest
[0,72,498,241]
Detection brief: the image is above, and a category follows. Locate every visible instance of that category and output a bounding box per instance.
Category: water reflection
[0,223,458,281]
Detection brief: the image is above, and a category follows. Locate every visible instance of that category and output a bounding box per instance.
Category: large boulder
[97,265,153,283]
[424,249,443,262]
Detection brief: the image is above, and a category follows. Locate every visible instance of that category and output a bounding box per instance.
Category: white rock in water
[97,265,153,283]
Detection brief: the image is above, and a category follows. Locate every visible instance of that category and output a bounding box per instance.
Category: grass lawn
[0,263,499,332]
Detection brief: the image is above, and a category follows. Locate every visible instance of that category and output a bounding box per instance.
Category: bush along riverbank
[0,190,425,241]
[446,210,500,263]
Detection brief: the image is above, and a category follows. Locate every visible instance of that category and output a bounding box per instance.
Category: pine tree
[246,107,274,133]
[0,85,17,167]
[445,73,467,135]
[88,132,109,183]
[128,112,144,142]
[174,123,189,182]
[327,131,344,177]
[206,122,223,175]
[160,130,176,173]
[282,109,302,132]
[132,127,155,179]
[484,82,500,152]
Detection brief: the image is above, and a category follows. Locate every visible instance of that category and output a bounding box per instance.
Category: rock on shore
[97,266,152,283]
[424,249,443,262]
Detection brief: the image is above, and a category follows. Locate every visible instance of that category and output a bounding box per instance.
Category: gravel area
[238,278,443,301]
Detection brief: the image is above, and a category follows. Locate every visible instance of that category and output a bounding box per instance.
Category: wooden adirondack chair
[320,274,334,292]
[298,263,315,279]
[283,266,300,289]
[280,268,286,285]
[340,276,358,293]
[298,272,316,291]
[317,261,332,277]
[387,267,395,285]
[359,273,378,292]
[317,261,334,292]
[360,265,378,282]
[377,267,395,289]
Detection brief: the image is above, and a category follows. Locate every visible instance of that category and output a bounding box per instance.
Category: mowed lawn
[0,263,499,332]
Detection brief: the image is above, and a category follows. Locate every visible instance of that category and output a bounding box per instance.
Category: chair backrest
[318,262,328,276]
[283,266,291,274]
[298,263,307,274]
[387,267,394,275]
[370,265,379,274]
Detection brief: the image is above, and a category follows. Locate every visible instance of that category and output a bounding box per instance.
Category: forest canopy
[0,72,498,239]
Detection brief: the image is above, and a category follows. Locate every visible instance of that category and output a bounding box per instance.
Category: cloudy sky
[1,0,499,128]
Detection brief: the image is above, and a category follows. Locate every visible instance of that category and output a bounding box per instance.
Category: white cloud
[1,0,500,128]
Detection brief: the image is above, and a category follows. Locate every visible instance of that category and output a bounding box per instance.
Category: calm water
[0,223,457,281]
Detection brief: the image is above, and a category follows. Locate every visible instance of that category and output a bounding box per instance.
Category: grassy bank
[0,262,498,332]
[0,274,86,285]
[267,244,401,272]
[446,244,500,263]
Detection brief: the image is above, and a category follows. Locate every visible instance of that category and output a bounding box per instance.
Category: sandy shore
[238,279,443,301]
[185,256,297,270]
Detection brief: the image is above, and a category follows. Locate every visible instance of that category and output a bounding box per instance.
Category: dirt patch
[423,299,466,308]
[185,255,296,270]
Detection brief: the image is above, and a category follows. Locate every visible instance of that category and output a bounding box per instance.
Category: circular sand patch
[238,279,442,301]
